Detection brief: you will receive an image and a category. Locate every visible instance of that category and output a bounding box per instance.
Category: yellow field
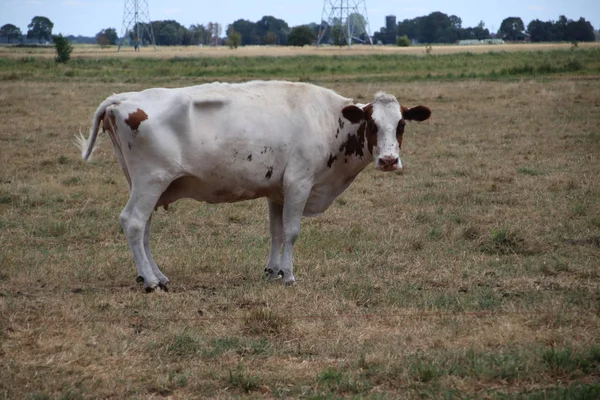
[1,41,599,59]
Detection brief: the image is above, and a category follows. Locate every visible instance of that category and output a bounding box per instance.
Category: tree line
[373,13,596,44]
[1,12,597,47]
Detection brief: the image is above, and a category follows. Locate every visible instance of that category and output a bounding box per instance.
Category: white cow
[78,81,431,291]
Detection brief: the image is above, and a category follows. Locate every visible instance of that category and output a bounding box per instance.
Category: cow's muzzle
[376,155,401,171]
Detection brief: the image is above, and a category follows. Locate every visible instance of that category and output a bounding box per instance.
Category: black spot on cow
[247,154,252,161]
[265,167,273,179]
[338,117,345,129]
[327,154,337,168]
[260,146,273,155]
[336,128,339,138]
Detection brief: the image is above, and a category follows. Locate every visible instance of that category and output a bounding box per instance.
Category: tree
[27,16,54,43]
[0,24,22,43]
[288,25,316,46]
[498,17,525,41]
[189,24,206,45]
[330,24,345,46]
[52,34,72,63]
[527,16,595,42]
[565,17,595,41]
[206,22,222,46]
[348,12,367,38]
[527,19,553,42]
[226,28,241,49]
[256,15,289,45]
[96,28,118,47]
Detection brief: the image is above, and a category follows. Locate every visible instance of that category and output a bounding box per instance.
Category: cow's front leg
[279,185,310,285]
[265,198,284,281]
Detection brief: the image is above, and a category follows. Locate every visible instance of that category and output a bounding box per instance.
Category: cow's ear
[342,105,365,124]
[401,105,431,122]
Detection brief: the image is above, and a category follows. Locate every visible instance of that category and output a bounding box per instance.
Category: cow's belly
[157,175,280,207]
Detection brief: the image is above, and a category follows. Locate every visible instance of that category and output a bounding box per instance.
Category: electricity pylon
[117,0,156,51]
[317,0,373,47]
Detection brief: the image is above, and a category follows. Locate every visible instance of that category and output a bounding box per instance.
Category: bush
[288,25,316,47]
[226,29,241,49]
[52,34,72,63]
[396,35,410,47]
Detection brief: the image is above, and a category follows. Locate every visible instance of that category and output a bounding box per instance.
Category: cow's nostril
[379,156,398,166]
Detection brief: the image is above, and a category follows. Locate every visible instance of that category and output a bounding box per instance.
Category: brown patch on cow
[339,131,366,158]
[265,167,273,179]
[396,120,406,149]
[339,104,376,158]
[362,104,374,120]
[125,108,148,132]
[341,106,363,124]
[327,154,337,168]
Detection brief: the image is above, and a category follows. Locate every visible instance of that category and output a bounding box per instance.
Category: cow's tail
[76,97,118,161]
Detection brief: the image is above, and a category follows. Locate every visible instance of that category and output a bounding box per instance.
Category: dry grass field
[1,41,599,59]
[0,45,599,398]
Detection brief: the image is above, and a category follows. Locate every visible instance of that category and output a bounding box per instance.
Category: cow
[78,81,431,291]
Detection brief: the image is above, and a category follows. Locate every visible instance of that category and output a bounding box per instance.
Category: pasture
[1,44,599,398]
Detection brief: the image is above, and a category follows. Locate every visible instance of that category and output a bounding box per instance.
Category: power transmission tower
[317,0,373,47]
[118,0,156,51]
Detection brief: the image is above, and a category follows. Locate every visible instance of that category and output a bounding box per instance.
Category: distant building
[385,15,396,44]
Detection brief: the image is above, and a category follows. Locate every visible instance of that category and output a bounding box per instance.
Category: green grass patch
[1,48,599,83]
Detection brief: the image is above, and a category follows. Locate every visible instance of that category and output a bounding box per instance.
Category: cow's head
[342,92,431,171]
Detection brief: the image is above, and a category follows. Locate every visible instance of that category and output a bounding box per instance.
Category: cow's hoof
[284,277,296,286]
[264,268,283,281]
[136,276,144,284]
[158,282,169,292]
[144,282,162,293]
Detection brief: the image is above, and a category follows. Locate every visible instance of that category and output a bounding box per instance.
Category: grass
[1,46,599,84]
[0,45,599,398]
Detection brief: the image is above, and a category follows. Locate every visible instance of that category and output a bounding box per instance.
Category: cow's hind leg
[265,198,284,281]
[120,185,165,292]
[144,215,170,290]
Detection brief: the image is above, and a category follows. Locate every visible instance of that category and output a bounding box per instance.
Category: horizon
[1,0,598,38]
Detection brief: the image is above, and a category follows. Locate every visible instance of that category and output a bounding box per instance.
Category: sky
[1,0,598,37]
